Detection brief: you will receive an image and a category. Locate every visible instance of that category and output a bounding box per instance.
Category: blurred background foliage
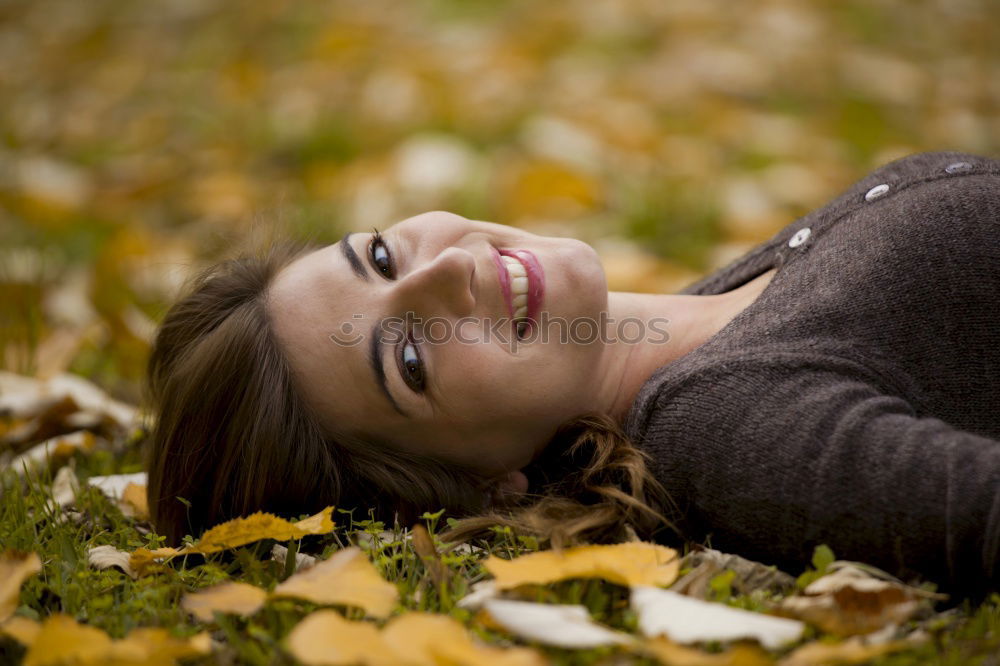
[1,0,997,401]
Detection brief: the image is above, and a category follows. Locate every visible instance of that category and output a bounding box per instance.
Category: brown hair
[146,243,676,548]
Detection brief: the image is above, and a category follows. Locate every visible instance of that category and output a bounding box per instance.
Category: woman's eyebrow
[340,233,370,281]
[368,317,411,418]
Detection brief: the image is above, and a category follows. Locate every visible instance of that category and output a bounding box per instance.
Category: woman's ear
[498,469,529,494]
[487,469,529,506]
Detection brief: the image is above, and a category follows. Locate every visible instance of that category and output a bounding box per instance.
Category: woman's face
[267,211,609,477]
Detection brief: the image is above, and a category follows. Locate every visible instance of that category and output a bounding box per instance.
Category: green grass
[3,435,1000,665]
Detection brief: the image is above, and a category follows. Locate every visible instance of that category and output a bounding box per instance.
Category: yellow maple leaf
[181,582,267,622]
[0,550,42,622]
[273,546,399,619]
[285,610,397,666]
[484,542,680,590]
[381,612,548,666]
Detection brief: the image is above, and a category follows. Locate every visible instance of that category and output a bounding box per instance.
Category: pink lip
[497,248,545,336]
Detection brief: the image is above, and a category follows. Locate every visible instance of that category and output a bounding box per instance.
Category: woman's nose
[391,246,476,318]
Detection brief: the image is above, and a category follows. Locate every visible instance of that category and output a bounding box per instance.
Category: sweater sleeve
[635,355,1000,597]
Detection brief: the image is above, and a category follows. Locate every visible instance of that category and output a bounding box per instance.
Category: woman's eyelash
[368,228,395,278]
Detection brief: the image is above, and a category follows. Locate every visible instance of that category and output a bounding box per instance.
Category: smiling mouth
[496,249,544,339]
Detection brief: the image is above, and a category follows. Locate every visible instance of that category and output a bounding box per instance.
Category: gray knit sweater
[623,151,1000,597]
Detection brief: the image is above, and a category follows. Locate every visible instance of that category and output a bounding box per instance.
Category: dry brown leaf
[777,637,913,666]
[0,551,42,622]
[285,610,397,666]
[181,582,267,622]
[0,616,41,646]
[121,482,149,520]
[273,546,399,619]
[778,564,926,636]
[129,506,335,574]
[381,611,548,666]
[411,524,448,588]
[642,636,774,666]
[673,549,795,599]
[87,544,137,579]
[484,542,679,590]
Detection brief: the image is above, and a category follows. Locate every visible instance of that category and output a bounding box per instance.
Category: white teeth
[503,256,526,278]
[502,255,530,321]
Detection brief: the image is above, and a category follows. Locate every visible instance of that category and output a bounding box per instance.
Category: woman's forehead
[268,242,388,428]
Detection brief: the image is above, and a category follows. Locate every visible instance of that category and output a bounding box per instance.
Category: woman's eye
[399,335,426,393]
[369,230,394,278]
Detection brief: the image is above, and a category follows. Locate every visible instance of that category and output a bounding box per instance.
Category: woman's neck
[596,268,777,423]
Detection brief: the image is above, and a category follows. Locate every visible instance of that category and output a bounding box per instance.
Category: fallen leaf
[271,543,317,572]
[641,636,774,666]
[411,523,448,588]
[483,599,635,648]
[87,472,148,500]
[50,465,78,507]
[191,507,336,553]
[456,580,498,611]
[129,506,336,574]
[273,546,399,618]
[0,616,41,646]
[9,431,97,475]
[181,582,267,622]
[121,482,149,520]
[631,586,804,649]
[673,549,795,599]
[778,637,914,666]
[778,564,928,636]
[485,542,679,590]
[285,610,396,666]
[21,615,210,666]
[105,627,211,666]
[23,614,111,666]
[0,551,42,622]
[0,372,138,430]
[87,544,136,579]
[381,611,548,666]
[86,474,149,519]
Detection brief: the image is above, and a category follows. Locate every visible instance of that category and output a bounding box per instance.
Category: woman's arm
[636,356,1000,599]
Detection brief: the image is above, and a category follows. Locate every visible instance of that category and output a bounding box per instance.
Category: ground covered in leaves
[2,374,1000,665]
[2,0,1000,663]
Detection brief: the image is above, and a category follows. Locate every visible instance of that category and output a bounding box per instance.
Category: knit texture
[623,151,1000,598]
